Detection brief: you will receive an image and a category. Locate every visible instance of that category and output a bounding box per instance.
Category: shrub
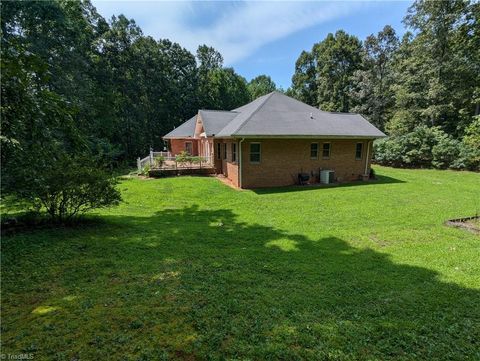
[5,154,122,222]
[431,135,460,169]
[451,141,480,171]
[175,151,192,167]
[141,163,150,176]
[190,156,201,164]
[373,125,474,170]
[373,137,404,167]
[455,116,480,171]
[154,155,165,168]
[190,156,207,165]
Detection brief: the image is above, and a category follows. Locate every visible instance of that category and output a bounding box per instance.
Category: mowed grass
[1,166,479,360]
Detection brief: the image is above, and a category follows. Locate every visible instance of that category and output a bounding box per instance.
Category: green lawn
[2,166,479,360]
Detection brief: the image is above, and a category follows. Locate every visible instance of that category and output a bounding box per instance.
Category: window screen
[322,143,331,158]
[355,143,363,160]
[250,143,261,163]
[310,143,319,159]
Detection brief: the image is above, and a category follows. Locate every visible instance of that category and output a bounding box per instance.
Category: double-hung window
[185,142,193,155]
[310,143,319,159]
[322,143,331,159]
[355,143,363,160]
[223,143,227,160]
[250,143,261,163]
[216,143,221,160]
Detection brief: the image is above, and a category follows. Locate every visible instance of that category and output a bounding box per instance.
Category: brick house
[163,91,385,188]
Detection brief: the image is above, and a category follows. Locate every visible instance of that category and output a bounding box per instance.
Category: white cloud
[92,1,364,65]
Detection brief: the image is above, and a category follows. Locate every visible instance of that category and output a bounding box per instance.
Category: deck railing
[137,150,213,172]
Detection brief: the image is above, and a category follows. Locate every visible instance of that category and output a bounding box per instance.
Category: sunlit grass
[32,306,59,315]
[1,166,479,360]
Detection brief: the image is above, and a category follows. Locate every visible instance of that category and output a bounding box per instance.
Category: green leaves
[196,44,250,110]
[247,75,276,100]
[374,125,479,170]
[350,26,399,131]
[200,67,250,110]
[289,1,478,170]
[291,30,362,112]
[390,0,479,136]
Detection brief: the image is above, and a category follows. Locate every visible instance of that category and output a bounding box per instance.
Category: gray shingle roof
[164,91,386,139]
[218,92,385,138]
[199,110,238,136]
[215,93,272,137]
[163,115,197,138]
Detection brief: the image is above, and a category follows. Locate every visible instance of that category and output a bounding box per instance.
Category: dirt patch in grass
[445,216,480,234]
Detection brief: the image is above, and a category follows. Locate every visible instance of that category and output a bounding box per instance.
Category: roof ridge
[200,109,238,113]
[318,109,359,115]
[232,92,276,135]
[274,92,359,116]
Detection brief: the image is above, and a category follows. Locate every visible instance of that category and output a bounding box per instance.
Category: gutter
[238,138,245,188]
[232,135,385,140]
[364,140,371,176]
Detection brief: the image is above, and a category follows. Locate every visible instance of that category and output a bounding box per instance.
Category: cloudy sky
[92,1,412,89]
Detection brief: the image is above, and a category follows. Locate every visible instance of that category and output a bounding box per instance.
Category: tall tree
[196,44,223,72]
[391,0,478,135]
[95,17,198,157]
[196,45,223,108]
[1,0,120,218]
[95,15,144,158]
[313,30,363,112]
[194,45,249,110]
[291,50,318,106]
[351,25,399,130]
[247,75,276,100]
[202,68,250,110]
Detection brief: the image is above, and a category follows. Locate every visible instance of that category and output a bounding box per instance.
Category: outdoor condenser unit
[320,170,335,184]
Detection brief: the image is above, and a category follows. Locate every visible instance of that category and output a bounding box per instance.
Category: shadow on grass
[251,174,405,195]
[1,205,478,360]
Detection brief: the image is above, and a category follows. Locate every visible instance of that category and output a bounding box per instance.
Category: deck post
[149,148,154,166]
[137,157,141,172]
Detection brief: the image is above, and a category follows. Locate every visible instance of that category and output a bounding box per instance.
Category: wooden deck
[148,167,215,178]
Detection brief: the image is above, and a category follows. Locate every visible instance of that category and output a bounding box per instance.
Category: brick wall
[239,139,373,188]
[169,139,199,156]
[213,139,239,186]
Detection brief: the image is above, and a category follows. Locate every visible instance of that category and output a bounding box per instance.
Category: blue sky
[92,1,412,89]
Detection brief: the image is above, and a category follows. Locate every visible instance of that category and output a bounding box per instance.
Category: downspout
[364,140,371,176]
[238,138,245,188]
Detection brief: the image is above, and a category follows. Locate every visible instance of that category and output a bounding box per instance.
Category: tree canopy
[290,0,479,170]
[1,0,479,222]
[247,75,277,100]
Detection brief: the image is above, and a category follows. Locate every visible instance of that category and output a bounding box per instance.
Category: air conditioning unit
[320,170,335,184]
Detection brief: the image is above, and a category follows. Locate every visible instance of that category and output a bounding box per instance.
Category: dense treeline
[1,1,277,164]
[1,0,478,220]
[1,1,277,219]
[289,0,479,170]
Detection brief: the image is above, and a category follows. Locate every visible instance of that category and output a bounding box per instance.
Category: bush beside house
[374,119,480,171]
